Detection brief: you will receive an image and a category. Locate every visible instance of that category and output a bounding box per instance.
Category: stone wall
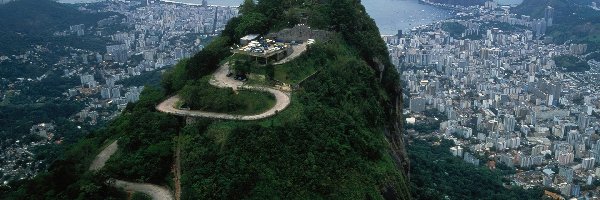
[266,24,333,43]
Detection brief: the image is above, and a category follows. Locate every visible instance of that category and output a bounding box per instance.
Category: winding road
[88,43,306,200]
[156,63,292,121]
[89,140,118,171]
[274,43,307,65]
[89,141,175,200]
[153,46,304,198]
[112,180,174,200]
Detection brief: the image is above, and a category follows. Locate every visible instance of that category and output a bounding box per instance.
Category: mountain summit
[3,0,411,199]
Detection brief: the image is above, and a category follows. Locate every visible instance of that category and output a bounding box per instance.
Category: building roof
[241,34,260,41]
[543,169,554,176]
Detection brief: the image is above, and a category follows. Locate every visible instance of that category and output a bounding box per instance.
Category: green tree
[235,12,269,37]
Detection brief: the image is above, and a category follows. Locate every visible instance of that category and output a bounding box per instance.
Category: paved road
[274,43,307,65]
[89,140,118,171]
[89,140,175,200]
[138,44,304,199]
[112,180,175,200]
[156,63,291,120]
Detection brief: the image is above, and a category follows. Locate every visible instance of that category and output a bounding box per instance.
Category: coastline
[159,0,239,7]
[418,0,473,11]
[418,0,522,10]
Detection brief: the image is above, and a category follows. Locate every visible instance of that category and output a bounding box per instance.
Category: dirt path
[156,64,291,121]
[173,136,182,200]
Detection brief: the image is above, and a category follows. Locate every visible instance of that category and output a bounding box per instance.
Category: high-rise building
[578,113,590,131]
[450,146,463,157]
[464,152,480,166]
[571,184,580,197]
[582,157,595,170]
[559,166,574,183]
[545,6,554,27]
[504,115,516,132]
[520,155,532,168]
[560,183,571,196]
[111,87,121,99]
[106,75,117,88]
[101,87,111,99]
[558,152,574,165]
[532,145,546,155]
[80,74,97,87]
[570,44,588,55]
[125,91,140,103]
[409,97,426,113]
[106,44,129,63]
[499,154,515,168]
[533,19,546,37]
[173,47,186,60]
[543,173,554,187]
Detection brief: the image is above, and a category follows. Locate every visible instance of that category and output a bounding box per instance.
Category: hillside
[0,0,111,54]
[0,0,96,33]
[1,0,411,199]
[514,0,600,50]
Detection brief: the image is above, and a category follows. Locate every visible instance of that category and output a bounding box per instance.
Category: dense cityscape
[0,0,238,184]
[390,1,600,198]
[1,0,600,199]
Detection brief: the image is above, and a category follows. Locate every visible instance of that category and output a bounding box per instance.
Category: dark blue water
[362,0,451,35]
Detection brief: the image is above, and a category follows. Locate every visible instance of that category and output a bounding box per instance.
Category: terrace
[232,37,293,65]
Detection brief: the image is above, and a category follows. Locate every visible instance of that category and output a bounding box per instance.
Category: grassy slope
[409,139,543,200]
[178,77,276,115]
[274,52,320,85]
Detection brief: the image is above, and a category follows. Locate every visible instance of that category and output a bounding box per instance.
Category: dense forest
[408,138,544,200]
[441,22,468,38]
[0,71,87,142]
[2,0,411,199]
[0,0,113,55]
[2,87,177,199]
[553,55,591,72]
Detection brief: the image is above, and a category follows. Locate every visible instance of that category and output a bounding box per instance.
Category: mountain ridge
[1,0,411,199]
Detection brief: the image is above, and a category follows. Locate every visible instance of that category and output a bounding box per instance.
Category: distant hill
[0,0,110,54]
[513,0,593,21]
[425,0,487,6]
[0,0,107,33]
[514,0,600,51]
